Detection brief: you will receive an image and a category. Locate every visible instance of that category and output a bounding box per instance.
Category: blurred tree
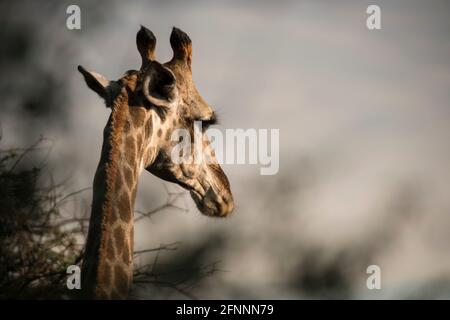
[0,134,220,299]
[0,136,84,298]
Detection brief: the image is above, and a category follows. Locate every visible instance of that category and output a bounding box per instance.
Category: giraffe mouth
[189,187,234,217]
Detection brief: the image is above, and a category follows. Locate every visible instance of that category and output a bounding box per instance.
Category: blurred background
[1,0,450,299]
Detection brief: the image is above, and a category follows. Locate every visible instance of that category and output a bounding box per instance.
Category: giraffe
[77,26,234,299]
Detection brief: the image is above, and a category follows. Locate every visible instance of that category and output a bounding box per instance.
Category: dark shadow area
[132,234,226,299]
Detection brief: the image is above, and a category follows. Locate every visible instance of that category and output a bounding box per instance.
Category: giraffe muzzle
[190,187,234,217]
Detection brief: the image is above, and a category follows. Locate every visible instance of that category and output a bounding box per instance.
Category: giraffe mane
[94,87,130,297]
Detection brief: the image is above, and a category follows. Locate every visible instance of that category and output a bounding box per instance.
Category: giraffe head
[79,26,234,217]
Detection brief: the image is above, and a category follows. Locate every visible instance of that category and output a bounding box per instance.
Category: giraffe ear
[142,61,178,108]
[78,65,111,99]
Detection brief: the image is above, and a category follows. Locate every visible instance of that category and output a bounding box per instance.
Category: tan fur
[79,27,234,300]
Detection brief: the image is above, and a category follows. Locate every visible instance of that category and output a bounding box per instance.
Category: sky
[1,0,450,298]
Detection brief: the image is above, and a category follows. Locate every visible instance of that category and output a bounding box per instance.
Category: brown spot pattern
[110,288,124,300]
[124,166,134,189]
[123,120,131,133]
[145,121,152,139]
[125,137,136,164]
[99,262,112,287]
[114,265,129,294]
[97,288,110,299]
[114,172,123,194]
[106,239,115,261]
[122,241,130,264]
[118,192,131,222]
[114,226,125,254]
[130,108,146,127]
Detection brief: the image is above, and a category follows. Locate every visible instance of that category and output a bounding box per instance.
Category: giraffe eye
[197,114,218,131]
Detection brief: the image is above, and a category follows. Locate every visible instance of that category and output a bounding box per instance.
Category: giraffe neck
[81,90,149,299]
